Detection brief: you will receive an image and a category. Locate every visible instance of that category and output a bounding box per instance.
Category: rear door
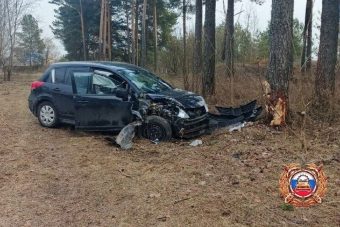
[72,70,133,131]
[47,66,89,120]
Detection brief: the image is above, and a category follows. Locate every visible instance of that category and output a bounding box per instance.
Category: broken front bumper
[173,114,210,139]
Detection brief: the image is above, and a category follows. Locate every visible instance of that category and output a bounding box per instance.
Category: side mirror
[115,88,129,100]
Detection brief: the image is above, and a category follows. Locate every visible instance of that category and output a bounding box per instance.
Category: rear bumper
[28,94,38,116]
[173,114,209,139]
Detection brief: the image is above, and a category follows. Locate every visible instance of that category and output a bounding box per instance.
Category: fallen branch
[117,169,132,178]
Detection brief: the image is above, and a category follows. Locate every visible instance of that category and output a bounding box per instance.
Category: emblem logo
[279,163,327,207]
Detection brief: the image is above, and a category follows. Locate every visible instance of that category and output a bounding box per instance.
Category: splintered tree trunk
[315,0,339,110]
[202,0,216,97]
[301,0,313,74]
[141,0,147,67]
[183,0,189,90]
[193,0,202,92]
[153,0,158,72]
[266,0,294,126]
[224,0,234,78]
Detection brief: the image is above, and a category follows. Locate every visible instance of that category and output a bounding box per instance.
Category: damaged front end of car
[136,91,210,140]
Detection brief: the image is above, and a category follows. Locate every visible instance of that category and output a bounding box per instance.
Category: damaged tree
[266,0,294,126]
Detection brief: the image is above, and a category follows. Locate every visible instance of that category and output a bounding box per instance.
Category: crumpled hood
[146,89,206,109]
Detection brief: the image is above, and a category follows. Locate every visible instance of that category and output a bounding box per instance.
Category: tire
[37,101,58,128]
[141,116,172,141]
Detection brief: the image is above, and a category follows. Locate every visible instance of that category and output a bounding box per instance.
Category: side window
[73,72,92,95]
[92,74,118,95]
[65,67,90,85]
[73,73,123,96]
[46,67,66,84]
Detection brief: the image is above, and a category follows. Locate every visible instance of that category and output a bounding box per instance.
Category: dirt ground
[0,72,339,226]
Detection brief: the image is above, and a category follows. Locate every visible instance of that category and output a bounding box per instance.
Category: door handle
[53,88,61,92]
[77,100,89,104]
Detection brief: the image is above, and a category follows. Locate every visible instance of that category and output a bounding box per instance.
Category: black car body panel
[28,61,209,138]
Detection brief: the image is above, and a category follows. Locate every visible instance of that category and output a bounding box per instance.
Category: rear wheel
[37,102,58,128]
[141,116,172,141]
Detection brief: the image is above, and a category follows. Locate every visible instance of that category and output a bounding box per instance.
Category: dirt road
[0,73,339,226]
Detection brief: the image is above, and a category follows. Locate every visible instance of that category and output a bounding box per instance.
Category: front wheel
[141,116,172,141]
[37,102,58,128]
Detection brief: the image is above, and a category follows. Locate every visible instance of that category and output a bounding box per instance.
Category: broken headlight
[177,108,190,119]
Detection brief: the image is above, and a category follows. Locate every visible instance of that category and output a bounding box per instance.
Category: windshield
[117,68,172,93]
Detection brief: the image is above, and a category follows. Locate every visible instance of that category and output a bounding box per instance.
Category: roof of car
[51,61,142,72]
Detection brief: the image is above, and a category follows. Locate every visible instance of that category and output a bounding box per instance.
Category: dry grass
[0,70,339,226]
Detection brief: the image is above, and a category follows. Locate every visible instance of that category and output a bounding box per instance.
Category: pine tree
[315,0,339,111]
[193,0,202,92]
[266,0,294,125]
[202,0,216,97]
[17,14,45,66]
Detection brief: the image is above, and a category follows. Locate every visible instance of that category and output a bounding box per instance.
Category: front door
[72,71,133,131]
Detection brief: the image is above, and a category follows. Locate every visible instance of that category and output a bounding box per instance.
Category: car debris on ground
[189,139,203,147]
[115,100,262,149]
[115,121,142,150]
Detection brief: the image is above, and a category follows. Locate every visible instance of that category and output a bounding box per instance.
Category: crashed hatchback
[28,62,210,141]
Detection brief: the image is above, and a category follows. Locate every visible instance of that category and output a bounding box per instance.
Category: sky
[32,0,322,55]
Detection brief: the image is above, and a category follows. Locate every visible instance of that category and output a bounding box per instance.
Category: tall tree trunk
[202,0,216,97]
[125,1,131,62]
[131,0,136,65]
[135,1,139,65]
[107,0,112,60]
[266,0,294,126]
[301,0,313,74]
[193,0,202,92]
[315,0,339,110]
[224,0,234,78]
[99,0,112,60]
[183,0,189,90]
[305,0,313,73]
[141,0,147,67]
[79,0,87,61]
[153,0,158,72]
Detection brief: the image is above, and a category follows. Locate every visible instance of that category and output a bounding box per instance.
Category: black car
[28,62,210,141]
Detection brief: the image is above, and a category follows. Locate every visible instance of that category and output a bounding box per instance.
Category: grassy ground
[0,71,339,226]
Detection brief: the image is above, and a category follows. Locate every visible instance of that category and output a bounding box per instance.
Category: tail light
[31,81,44,90]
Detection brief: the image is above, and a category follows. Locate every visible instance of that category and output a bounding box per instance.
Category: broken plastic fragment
[190,140,203,147]
[115,121,142,150]
[227,122,246,132]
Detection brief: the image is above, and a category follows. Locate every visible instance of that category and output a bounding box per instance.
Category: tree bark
[305,0,313,73]
[125,1,131,62]
[79,0,87,61]
[224,0,234,78]
[193,0,202,91]
[183,0,189,90]
[153,0,158,72]
[315,0,339,109]
[131,0,137,65]
[141,0,147,67]
[202,0,216,97]
[301,0,313,74]
[266,0,294,126]
[135,0,140,65]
